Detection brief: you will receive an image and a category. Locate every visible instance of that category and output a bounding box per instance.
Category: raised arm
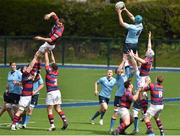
[44,12,57,20]
[147,31,152,50]
[50,51,56,63]
[116,8,127,28]
[123,7,135,22]
[94,81,99,96]
[129,50,146,64]
[133,89,141,101]
[44,51,49,66]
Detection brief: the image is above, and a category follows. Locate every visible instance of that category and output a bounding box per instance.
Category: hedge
[0,0,180,40]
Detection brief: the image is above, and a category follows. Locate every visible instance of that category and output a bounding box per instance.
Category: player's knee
[5,103,12,109]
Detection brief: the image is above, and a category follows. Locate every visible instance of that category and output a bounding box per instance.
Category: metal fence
[0,36,180,68]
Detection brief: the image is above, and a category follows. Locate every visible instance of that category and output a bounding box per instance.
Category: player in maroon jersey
[141,75,165,136]
[34,11,65,57]
[112,80,141,135]
[44,50,68,131]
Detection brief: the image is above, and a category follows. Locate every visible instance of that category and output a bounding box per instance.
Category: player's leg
[47,105,56,131]
[0,103,7,117]
[110,96,120,132]
[54,105,68,130]
[154,108,164,136]
[99,101,108,125]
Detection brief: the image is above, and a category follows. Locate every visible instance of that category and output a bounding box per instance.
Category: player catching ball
[34,11,65,57]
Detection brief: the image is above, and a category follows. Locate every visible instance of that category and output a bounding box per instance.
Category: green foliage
[0,0,180,40]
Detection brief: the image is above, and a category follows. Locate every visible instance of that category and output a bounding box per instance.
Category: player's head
[9,62,16,71]
[145,49,154,58]
[51,63,58,71]
[115,67,123,75]
[134,15,143,24]
[57,18,65,27]
[156,75,164,84]
[107,69,113,78]
[124,79,133,90]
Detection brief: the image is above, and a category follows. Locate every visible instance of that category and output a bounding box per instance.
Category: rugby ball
[115,1,125,9]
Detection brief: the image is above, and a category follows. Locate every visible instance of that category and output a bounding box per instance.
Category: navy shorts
[114,96,121,107]
[123,43,138,54]
[133,100,141,109]
[3,92,20,104]
[99,95,109,104]
[31,94,39,106]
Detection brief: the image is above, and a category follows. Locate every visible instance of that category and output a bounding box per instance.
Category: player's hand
[148,31,151,38]
[94,90,99,96]
[34,36,41,40]
[44,14,51,20]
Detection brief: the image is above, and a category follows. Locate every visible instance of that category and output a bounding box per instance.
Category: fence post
[61,42,65,66]
[153,40,157,69]
[107,42,111,67]
[4,37,7,66]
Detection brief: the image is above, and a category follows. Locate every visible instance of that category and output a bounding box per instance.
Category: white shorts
[117,107,130,119]
[138,76,148,88]
[46,90,62,105]
[18,96,32,111]
[146,104,164,117]
[38,42,55,53]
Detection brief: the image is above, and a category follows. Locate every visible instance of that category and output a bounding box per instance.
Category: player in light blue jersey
[109,56,131,132]
[20,74,44,128]
[91,70,116,125]
[0,62,22,120]
[116,6,143,55]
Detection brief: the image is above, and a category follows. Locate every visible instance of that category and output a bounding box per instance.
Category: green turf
[0,68,180,135]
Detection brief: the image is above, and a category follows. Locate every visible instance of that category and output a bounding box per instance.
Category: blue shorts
[114,96,121,107]
[123,43,138,54]
[31,94,39,106]
[3,92,20,104]
[99,95,109,104]
[133,100,141,109]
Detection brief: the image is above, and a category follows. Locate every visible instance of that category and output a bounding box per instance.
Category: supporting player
[129,31,154,124]
[91,70,116,125]
[115,6,143,55]
[109,55,131,132]
[34,11,65,58]
[112,80,141,135]
[20,74,44,128]
[141,75,165,136]
[44,50,68,131]
[11,57,38,130]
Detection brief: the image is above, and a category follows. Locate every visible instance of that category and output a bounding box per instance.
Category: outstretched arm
[123,7,135,22]
[44,12,57,20]
[129,50,146,64]
[50,51,56,63]
[117,55,127,73]
[147,31,152,50]
[116,8,127,28]
[44,51,49,66]
[34,36,52,43]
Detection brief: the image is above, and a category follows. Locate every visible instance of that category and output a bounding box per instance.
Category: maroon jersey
[120,89,133,109]
[45,65,59,92]
[140,57,153,76]
[21,72,33,96]
[48,15,64,45]
[144,83,164,105]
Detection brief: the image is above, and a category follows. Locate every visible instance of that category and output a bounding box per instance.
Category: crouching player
[141,75,165,136]
[44,50,68,131]
[112,80,140,135]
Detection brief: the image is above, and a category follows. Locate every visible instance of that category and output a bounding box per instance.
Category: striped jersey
[144,83,164,105]
[48,15,64,45]
[45,65,59,92]
[120,89,133,109]
[140,57,153,76]
[21,71,33,96]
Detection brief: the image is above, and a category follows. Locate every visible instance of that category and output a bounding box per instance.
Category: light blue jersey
[134,70,141,92]
[124,23,143,44]
[7,70,22,94]
[33,75,44,95]
[98,77,116,99]
[115,66,130,97]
